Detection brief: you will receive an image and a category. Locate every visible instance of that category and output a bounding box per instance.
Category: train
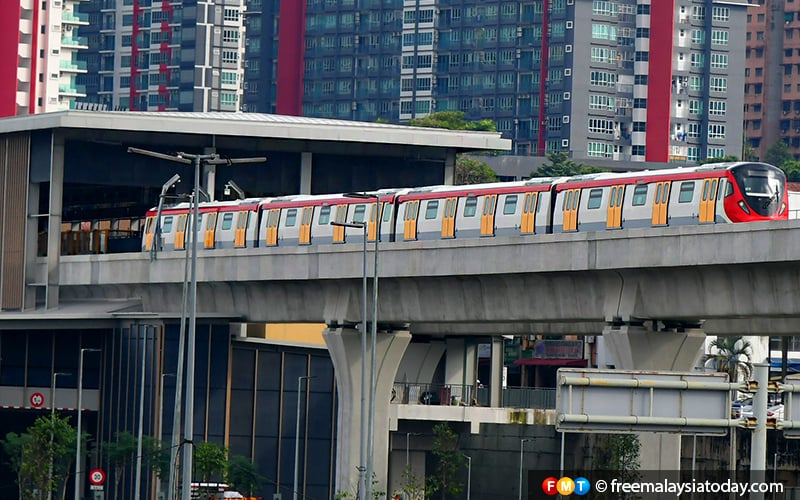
[142,161,788,252]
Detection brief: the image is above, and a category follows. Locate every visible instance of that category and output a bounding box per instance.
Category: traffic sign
[89,468,106,486]
[29,392,44,408]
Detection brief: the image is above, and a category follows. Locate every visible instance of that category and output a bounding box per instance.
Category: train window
[503,195,518,214]
[285,209,297,227]
[205,215,215,229]
[162,216,173,233]
[572,191,579,210]
[382,203,392,222]
[319,206,331,225]
[353,204,366,223]
[587,189,603,209]
[464,197,478,217]
[632,185,648,206]
[678,182,695,203]
[425,200,439,219]
[701,181,709,201]
[725,181,733,197]
[221,213,233,230]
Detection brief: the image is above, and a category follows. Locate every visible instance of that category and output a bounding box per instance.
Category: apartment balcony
[60,60,88,73]
[61,35,89,48]
[58,83,87,96]
[62,11,90,24]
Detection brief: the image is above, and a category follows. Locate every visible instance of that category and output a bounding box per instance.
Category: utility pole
[127,148,265,500]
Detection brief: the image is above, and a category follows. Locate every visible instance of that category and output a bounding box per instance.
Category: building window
[223,8,240,21]
[223,29,239,43]
[708,123,726,139]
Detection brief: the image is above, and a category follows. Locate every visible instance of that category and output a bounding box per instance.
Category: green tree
[706,336,753,384]
[426,423,465,500]
[194,441,228,499]
[226,455,264,497]
[531,151,606,177]
[1,415,78,500]
[592,434,641,499]
[765,141,793,169]
[103,431,137,500]
[408,111,496,131]
[781,160,800,182]
[142,436,170,482]
[455,156,497,185]
[698,155,739,165]
[2,431,34,499]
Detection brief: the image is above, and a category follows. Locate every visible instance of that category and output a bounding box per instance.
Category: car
[731,398,752,418]
[737,403,784,420]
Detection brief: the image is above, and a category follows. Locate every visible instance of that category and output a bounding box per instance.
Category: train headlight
[780,202,786,215]
[738,200,751,215]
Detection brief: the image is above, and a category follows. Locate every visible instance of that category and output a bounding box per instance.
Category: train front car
[723,162,788,222]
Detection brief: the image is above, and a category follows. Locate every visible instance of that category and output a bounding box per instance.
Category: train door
[651,181,670,225]
[368,202,379,241]
[562,188,580,231]
[265,209,280,246]
[299,206,314,244]
[699,178,719,223]
[175,214,187,249]
[333,204,348,243]
[606,184,625,229]
[441,197,457,238]
[521,192,537,234]
[144,216,155,250]
[480,194,497,236]
[204,213,217,248]
[403,200,420,240]
[234,211,249,248]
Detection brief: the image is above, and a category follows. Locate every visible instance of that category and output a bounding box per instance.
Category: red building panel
[275,0,306,116]
[0,2,22,117]
[645,0,675,162]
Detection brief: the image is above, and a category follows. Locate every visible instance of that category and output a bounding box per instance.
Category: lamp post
[405,432,421,469]
[128,147,265,500]
[342,192,381,499]
[331,219,368,498]
[156,373,175,500]
[74,349,100,500]
[49,371,70,500]
[134,327,150,500]
[293,375,315,500]
[464,453,472,500]
[519,438,531,500]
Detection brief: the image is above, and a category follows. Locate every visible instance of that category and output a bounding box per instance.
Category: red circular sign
[89,469,105,486]
[29,392,44,408]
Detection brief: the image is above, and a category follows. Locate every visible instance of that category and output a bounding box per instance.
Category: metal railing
[392,382,556,410]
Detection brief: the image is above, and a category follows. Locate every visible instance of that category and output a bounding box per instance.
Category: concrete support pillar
[203,146,216,200]
[490,336,503,407]
[300,152,313,194]
[46,133,65,309]
[602,325,705,372]
[602,324,706,471]
[323,327,411,497]
[395,342,445,386]
[443,150,456,185]
[445,338,476,388]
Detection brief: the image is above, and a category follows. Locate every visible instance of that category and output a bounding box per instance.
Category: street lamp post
[464,454,472,500]
[74,349,100,500]
[156,373,175,500]
[49,371,70,500]
[342,192,381,499]
[293,375,315,500]
[519,438,531,500]
[330,219,369,498]
[405,432,421,469]
[134,327,150,500]
[128,147,265,500]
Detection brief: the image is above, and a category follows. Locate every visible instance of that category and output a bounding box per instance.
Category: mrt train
[142,162,787,252]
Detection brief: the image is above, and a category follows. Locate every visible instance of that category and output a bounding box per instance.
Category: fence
[392,382,555,410]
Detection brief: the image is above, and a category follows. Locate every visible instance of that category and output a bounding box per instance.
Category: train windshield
[730,164,786,216]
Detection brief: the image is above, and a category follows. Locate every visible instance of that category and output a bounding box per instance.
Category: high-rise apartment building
[744,1,800,161]
[80,0,245,111]
[245,0,749,163]
[0,0,90,116]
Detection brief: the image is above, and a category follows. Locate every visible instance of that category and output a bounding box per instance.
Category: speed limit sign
[89,468,105,486]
